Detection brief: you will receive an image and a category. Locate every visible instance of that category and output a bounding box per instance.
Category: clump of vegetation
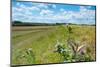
[54,25,94,62]
[67,25,94,62]
[54,40,73,62]
[12,48,36,65]
[25,48,36,64]
[67,25,72,33]
[67,39,92,62]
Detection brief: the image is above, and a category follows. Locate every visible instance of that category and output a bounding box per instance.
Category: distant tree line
[12,21,95,26]
[67,23,96,26]
[12,21,66,26]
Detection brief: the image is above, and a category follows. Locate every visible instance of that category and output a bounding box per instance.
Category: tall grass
[12,25,96,65]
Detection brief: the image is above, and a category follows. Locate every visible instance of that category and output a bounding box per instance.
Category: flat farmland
[12,25,96,65]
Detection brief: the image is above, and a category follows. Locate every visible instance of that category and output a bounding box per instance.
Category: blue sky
[12,1,96,24]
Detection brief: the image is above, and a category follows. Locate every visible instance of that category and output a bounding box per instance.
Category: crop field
[11,25,96,65]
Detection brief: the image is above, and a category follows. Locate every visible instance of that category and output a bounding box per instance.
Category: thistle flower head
[77,44,86,55]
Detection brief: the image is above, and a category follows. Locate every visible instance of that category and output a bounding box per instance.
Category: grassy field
[11,25,96,65]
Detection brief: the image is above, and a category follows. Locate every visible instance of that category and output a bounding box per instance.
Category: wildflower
[77,44,86,55]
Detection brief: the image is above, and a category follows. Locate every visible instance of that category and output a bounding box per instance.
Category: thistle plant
[54,40,73,62]
[54,25,92,62]
[67,39,87,61]
[54,40,66,60]
[67,25,92,62]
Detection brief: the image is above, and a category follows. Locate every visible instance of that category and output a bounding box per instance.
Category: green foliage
[12,25,95,65]
[25,48,36,64]
[67,26,72,33]
[54,25,94,62]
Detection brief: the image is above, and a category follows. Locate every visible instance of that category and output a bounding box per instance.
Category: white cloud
[38,3,48,9]
[15,3,40,12]
[12,3,41,21]
[76,6,95,20]
[20,4,26,9]
[69,8,95,24]
[24,10,33,15]
[12,7,23,12]
[28,6,40,11]
[12,2,95,24]
[40,9,54,16]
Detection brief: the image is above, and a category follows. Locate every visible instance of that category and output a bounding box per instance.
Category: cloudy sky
[12,1,96,24]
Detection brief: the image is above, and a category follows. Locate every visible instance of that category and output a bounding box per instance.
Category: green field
[12,25,96,65]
